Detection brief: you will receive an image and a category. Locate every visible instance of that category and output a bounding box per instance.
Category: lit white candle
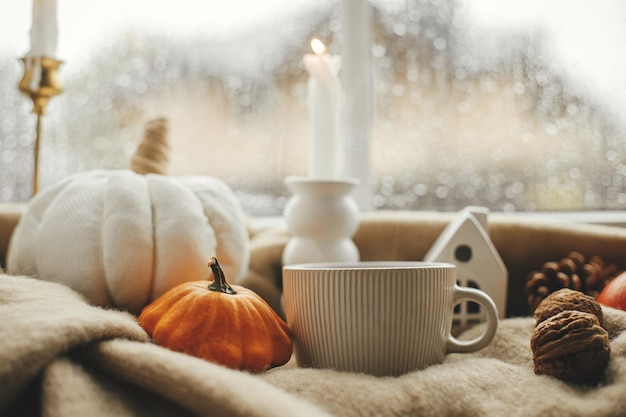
[27,0,58,58]
[303,39,343,179]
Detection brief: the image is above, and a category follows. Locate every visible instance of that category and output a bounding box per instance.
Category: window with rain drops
[1,0,625,216]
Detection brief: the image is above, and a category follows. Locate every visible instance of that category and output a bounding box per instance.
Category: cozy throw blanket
[5,208,626,416]
[3,273,626,417]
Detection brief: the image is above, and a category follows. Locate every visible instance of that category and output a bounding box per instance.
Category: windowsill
[249,210,626,232]
[502,211,626,228]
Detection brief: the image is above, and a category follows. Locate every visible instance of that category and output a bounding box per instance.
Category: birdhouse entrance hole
[454,244,472,262]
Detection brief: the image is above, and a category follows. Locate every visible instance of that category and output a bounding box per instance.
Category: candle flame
[310,38,327,55]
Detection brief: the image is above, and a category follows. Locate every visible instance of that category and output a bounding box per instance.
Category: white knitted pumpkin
[7,169,250,313]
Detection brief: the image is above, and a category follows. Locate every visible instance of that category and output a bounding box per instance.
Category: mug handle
[446,285,499,354]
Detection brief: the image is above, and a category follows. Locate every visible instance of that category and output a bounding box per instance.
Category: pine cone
[525,251,619,314]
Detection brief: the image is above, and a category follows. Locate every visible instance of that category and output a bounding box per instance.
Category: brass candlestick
[18,56,63,196]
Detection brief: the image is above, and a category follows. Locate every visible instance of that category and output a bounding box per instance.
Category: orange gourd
[138,257,292,372]
[598,271,626,311]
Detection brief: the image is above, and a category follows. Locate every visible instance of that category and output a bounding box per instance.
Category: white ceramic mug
[282,262,498,376]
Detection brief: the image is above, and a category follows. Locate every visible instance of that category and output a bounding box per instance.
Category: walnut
[534,288,604,327]
[531,310,610,383]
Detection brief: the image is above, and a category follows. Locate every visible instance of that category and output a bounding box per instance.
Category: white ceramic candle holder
[282,176,360,265]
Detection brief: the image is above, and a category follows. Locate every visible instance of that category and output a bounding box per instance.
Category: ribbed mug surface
[283,262,457,376]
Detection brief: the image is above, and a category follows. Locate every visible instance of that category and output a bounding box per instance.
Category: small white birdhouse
[423,206,507,326]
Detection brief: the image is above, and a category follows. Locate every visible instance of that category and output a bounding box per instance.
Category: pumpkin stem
[208,257,237,295]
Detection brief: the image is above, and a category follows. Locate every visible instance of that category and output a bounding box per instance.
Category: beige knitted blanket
[2,273,626,417]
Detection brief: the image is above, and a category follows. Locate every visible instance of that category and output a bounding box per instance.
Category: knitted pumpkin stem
[208,257,237,295]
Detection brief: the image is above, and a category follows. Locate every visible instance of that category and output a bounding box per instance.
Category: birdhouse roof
[424,209,506,274]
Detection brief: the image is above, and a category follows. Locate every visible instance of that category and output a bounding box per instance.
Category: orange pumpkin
[138,257,292,372]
